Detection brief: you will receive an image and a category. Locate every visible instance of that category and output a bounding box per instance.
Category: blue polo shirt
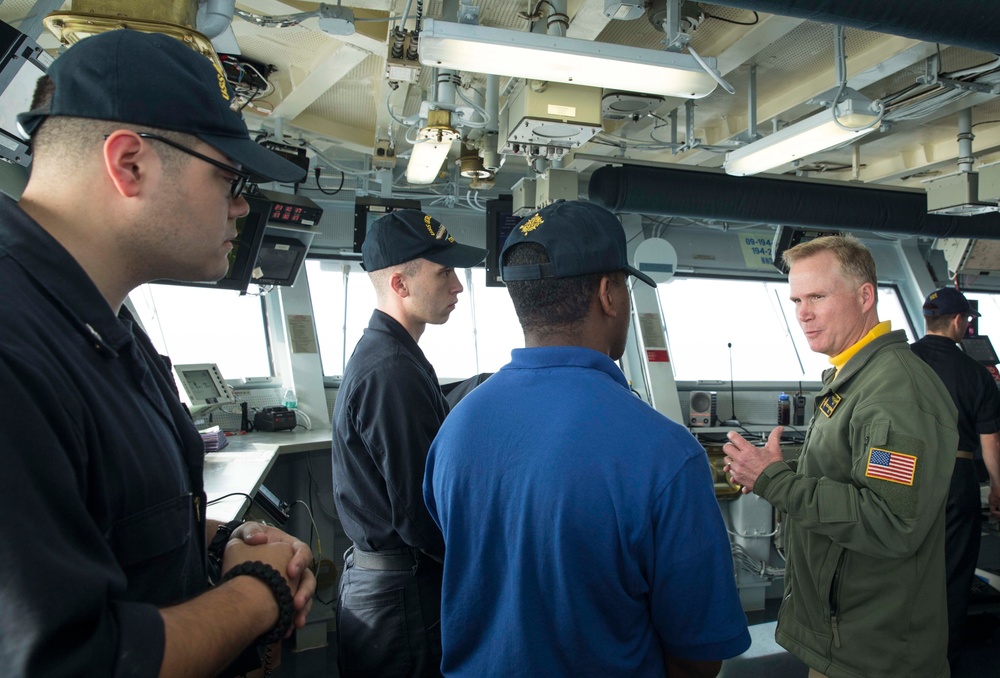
[425,346,751,676]
[0,194,207,677]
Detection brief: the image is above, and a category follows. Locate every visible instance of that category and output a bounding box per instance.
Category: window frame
[127,282,275,381]
[304,255,524,383]
[656,273,916,383]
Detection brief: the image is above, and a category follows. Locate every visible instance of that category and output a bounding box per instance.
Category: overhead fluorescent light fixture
[418,19,718,99]
[724,98,879,177]
[405,110,459,185]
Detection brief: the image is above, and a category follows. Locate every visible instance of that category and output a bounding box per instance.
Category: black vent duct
[588,164,1000,239]
[712,1,1000,54]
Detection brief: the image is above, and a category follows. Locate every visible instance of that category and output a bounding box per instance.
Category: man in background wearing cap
[332,209,486,676]
[423,200,750,676]
[0,30,315,677]
[911,286,1000,668]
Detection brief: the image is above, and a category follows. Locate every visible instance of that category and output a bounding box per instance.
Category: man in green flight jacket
[725,235,957,678]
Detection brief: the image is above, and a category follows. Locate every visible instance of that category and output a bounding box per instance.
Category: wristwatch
[207,519,244,584]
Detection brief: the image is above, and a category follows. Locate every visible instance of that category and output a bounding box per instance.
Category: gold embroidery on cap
[212,60,230,101]
[519,213,543,235]
[424,215,455,242]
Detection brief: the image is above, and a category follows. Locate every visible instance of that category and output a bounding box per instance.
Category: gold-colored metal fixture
[459,148,491,180]
[43,0,222,72]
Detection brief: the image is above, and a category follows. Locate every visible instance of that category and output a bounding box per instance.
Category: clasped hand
[222,522,316,633]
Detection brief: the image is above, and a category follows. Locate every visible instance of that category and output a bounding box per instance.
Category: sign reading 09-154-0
[739,232,774,270]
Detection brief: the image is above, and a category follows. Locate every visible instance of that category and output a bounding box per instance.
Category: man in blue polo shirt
[424,200,750,676]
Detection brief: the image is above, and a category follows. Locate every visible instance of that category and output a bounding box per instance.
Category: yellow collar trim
[830,320,891,372]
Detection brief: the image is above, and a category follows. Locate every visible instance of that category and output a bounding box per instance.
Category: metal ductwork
[712,1,1000,54]
[197,0,236,39]
[588,164,1000,239]
[586,3,1000,238]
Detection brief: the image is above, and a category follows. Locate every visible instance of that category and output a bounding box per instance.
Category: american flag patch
[865,447,917,485]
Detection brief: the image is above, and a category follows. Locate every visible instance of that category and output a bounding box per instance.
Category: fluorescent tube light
[418,19,718,99]
[405,110,459,185]
[724,99,879,177]
[406,136,452,184]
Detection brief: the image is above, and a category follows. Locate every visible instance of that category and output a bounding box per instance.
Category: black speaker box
[689,390,717,427]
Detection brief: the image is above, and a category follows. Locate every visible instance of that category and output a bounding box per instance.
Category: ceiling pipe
[711,1,1000,55]
[957,108,974,174]
[546,0,569,37]
[197,0,236,39]
[484,74,499,135]
[480,73,501,171]
[588,164,1000,239]
[436,69,458,105]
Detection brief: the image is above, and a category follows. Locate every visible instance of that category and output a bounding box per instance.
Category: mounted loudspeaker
[689,390,716,427]
[633,237,677,284]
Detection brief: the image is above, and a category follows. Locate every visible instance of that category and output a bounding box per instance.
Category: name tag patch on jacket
[865,447,917,485]
[819,393,842,417]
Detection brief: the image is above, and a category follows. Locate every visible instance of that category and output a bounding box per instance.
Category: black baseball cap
[501,200,656,287]
[17,29,305,183]
[361,209,488,271]
[922,287,980,317]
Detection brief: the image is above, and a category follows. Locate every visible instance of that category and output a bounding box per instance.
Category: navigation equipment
[155,193,270,294]
[0,20,50,168]
[485,196,520,287]
[961,335,1000,366]
[353,196,422,254]
[252,234,308,286]
[174,363,235,415]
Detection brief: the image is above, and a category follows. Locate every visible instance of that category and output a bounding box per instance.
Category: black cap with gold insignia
[922,287,980,317]
[361,209,487,271]
[500,200,656,287]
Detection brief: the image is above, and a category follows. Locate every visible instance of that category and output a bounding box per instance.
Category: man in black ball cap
[332,209,486,677]
[0,29,314,677]
[912,286,1000,668]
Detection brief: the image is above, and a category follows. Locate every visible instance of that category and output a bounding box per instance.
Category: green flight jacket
[755,330,957,678]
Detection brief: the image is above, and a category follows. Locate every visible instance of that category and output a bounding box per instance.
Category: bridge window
[657,278,914,381]
[957,292,1000,343]
[305,261,523,380]
[128,284,271,379]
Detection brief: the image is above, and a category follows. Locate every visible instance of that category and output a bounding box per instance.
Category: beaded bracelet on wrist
[222,560,294,645]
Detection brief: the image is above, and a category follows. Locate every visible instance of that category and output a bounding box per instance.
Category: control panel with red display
[270,201,321,226]
[258,188,324,228]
